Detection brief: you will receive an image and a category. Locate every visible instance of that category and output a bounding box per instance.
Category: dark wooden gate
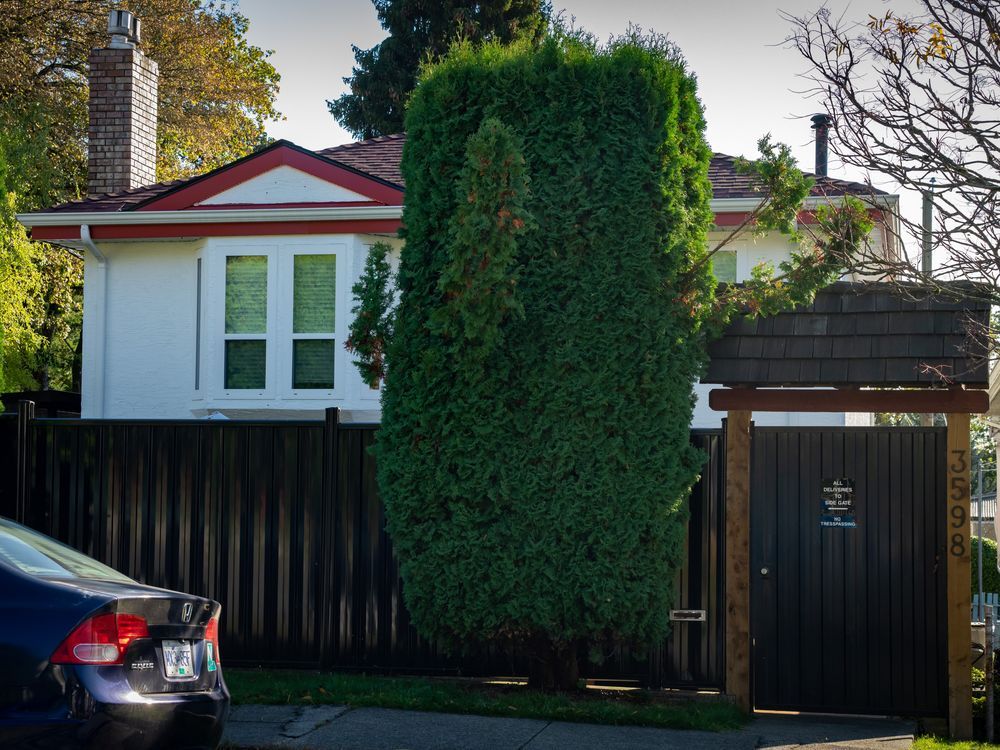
[750,426,947,716]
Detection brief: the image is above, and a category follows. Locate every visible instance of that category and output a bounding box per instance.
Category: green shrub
[972,537,1000,597]
[375,32,715,687]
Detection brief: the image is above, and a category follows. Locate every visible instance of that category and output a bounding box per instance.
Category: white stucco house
[17,13,899,426]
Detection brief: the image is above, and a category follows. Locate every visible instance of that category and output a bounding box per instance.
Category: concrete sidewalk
[222,705,917,750]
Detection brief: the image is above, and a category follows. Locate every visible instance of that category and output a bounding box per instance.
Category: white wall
[81,228,852,426]
[82,233,402,420]
[83,239,201,418]
[690,383,845,429]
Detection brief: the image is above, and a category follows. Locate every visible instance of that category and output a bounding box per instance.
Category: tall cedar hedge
[377,36,716,659]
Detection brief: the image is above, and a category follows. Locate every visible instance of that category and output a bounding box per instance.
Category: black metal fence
[0,407,724,688]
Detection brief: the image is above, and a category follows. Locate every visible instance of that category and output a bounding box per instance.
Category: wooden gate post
[725,410,752,712]
[947,412,972,739]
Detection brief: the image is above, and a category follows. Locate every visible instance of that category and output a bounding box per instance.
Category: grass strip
[914,738,1000,749]
[225,669,745,732]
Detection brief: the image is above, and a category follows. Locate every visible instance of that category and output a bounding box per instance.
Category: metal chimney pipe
[810,113,833,178]
[108,9,141,48]
[922,177,936,276]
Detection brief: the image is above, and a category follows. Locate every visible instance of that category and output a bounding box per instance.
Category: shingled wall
[703,282,989,388]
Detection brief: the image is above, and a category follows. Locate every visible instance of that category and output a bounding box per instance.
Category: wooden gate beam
[725,410,752,713]
[946,412,973,739]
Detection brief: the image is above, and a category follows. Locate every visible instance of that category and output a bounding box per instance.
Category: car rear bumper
[0,685,229,750]
[83,688,230,750]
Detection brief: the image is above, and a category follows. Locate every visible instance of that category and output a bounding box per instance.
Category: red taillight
[205,616,221,665]
[51,613,150,665]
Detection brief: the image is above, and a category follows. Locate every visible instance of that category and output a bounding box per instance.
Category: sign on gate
[820,478,856,528]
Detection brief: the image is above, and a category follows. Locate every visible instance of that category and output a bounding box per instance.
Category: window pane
[226,255,268,334]
[293,254,336,333]
[225,340,266,389]
[293,339,335,389]
[0,518,134,583]
[712,251,737,283]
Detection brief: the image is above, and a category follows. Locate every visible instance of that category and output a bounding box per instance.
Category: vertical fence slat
[15,400,36,524]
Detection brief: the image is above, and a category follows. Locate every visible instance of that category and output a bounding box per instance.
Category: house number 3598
[949,448,968,558]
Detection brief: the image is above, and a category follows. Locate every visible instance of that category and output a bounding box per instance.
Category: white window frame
[712,249,738,284]
[212,244,278,399]
[278,244,347,400]
[203,238,348,403]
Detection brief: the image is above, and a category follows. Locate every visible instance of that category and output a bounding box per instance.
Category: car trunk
[70,579,222,694]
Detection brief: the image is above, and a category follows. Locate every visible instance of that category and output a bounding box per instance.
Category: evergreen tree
[375,33,715,689]
[350,30,873,691]
[328,0,548,139]
[345,242,396,388]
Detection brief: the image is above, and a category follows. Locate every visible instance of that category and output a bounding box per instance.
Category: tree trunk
[526,638,581,692]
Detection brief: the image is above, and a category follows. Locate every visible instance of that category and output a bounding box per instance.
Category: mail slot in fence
[670,609,707,622]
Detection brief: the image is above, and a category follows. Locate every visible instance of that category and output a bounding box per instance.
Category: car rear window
[0,519,134,583]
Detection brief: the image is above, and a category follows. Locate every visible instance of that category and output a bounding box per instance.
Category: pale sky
[237,0,916,215]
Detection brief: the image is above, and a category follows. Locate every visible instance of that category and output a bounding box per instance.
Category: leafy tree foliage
[0,0,281,184]
[0,130,81,393]
[705,137,872,323]
[328,0,548,139]
[0,0,280,391]
[787,1,1000,362]
[0,139,41,393]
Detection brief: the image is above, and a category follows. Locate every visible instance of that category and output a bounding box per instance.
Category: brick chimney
[87,10,158,197]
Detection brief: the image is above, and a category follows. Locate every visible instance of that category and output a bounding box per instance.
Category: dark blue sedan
[0,516,229,749]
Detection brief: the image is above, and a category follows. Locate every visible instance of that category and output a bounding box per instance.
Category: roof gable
[135,141,404,211]
[196,164,372,206]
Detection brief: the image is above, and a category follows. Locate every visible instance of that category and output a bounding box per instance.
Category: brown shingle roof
[316,133,405,188]
[43,178,195,213]
[708,153,889,200]
[40,135,887,214]
[703,282,989,388]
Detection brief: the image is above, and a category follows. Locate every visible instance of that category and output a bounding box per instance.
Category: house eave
[20,194,896,229]
[17,205,404,228]
[711,194,898,213]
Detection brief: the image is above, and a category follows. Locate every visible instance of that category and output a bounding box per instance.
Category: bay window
[209,240,345,400]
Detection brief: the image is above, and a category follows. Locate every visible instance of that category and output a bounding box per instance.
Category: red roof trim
[184,200,383,210]
[29,208,882,243]
[30,219,402,242]
[713,207,885,228]
[136,144,405,211]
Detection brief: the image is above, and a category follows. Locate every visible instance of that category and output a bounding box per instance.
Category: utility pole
[921,179,936,428]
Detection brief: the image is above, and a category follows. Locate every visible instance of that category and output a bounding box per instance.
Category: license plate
[162,640,194,678]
